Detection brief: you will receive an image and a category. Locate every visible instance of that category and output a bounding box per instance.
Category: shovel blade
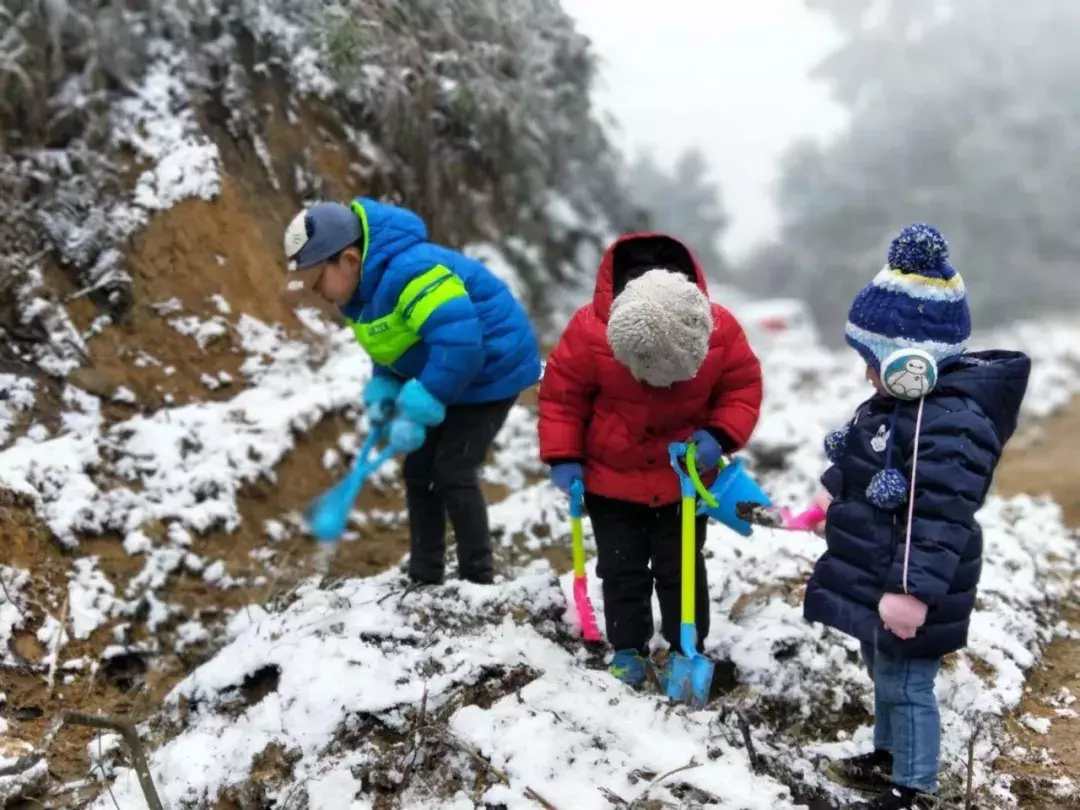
[688,657,715,708]
[666,622,715,707]
[665,653,696,702]
[666,654,714,708]
[304,471,363,542]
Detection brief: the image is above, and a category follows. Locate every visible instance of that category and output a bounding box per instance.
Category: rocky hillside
[0,0,642,356]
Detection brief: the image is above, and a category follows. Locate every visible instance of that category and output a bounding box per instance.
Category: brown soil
[992,403,1080,808]
[0,102,416,802]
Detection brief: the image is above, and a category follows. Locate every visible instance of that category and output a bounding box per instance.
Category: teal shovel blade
[665,622,714,709]
[304,431,394,543]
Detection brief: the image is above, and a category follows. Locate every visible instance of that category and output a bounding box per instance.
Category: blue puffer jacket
[804,350,1031,659]
[339,198,541,406]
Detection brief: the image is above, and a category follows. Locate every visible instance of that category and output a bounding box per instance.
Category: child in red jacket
[538,233,763,686]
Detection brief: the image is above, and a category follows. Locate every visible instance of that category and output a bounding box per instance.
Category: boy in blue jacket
[282,199,542,585]
[803,224,1031,810]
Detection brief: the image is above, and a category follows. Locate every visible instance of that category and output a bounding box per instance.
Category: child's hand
[396,380,446,427]
[810,488,832,536]
[878,593,928,640]
[364,376,404,427]
[388,418,427,454]
[550,462,584,495]
[690,429,723,471]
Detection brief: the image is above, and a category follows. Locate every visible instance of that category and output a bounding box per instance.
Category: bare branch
[60,711,164,810]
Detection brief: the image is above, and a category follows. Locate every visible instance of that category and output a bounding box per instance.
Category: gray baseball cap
[283,201,363,271]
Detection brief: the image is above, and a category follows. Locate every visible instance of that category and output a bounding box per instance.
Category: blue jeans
[861,637,942,793]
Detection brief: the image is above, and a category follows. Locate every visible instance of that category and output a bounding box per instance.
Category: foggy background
[564,0,1080,342]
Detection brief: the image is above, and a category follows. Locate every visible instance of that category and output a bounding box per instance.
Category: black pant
[403,396,516,584]
[585,492,710,655]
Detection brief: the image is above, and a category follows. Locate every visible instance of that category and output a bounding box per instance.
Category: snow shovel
[665,441,715,709]
[304,426,395,543]
[569,478,601,642]
[735,502,825,532]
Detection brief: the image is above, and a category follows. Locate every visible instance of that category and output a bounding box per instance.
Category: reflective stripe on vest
[347,264,468,366]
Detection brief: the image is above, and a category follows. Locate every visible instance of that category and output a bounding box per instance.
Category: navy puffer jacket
[804,350,1031,659]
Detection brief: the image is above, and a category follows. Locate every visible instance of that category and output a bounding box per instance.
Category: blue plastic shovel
[665,441,715,709]
[304,427,395,543]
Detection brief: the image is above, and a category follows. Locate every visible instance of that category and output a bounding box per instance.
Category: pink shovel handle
[781,502,826,532]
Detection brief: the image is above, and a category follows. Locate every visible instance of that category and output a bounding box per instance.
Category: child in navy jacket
[803,224,1030,810]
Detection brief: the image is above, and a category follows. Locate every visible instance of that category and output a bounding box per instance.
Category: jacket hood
[937,350,1031,443]
[351,197,429,305]
[593,233,707,322]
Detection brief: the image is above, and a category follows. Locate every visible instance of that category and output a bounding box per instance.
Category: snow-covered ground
[2,304,1079,808]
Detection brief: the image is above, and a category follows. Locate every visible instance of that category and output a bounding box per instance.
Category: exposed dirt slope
[1,109,415,795]
[994,403,1080,808]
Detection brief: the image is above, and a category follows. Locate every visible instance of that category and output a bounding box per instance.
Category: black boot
[844,785,938,810]
[826,749,894,792]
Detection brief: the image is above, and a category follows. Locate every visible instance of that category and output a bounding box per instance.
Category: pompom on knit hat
[844,223,971,372]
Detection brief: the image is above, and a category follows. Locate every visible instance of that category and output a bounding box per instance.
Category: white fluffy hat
[606,268,712,388]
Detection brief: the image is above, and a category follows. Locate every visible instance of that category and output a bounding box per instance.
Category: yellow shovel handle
[571,515,586,578]
[681,492,696,624]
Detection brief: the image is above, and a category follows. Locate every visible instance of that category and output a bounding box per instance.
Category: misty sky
[561,0,849,259]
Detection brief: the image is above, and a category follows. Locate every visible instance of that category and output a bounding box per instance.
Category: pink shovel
[736,501,827,532]
[569,478,602,641]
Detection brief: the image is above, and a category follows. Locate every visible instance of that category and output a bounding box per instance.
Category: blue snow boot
[609,650,649,687]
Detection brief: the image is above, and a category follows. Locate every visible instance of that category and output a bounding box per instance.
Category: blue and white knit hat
[844,223,971,371]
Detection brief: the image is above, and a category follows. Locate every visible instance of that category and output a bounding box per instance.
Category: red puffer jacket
[538,233,763,506]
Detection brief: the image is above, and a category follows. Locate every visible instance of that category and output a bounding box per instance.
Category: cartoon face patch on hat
[882,349,937,400]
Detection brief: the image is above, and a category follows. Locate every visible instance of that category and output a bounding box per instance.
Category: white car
[707,283,819,352]
[734,297,819,352]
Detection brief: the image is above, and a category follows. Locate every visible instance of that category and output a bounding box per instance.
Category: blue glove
[389,417,427,454]
[550,462,584,495]
[691,429,723,471]
[363,374,403,426]
[396,380,446,427]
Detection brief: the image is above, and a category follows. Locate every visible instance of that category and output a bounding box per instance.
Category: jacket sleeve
[705,312,764,451]
[400,264,484,405]
[884,406,1002,605]
[538,309,597,462]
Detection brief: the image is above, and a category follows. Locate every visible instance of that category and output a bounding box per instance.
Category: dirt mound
[0,109,415,799]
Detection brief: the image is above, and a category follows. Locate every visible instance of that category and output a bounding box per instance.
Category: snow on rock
[88,485,1077,807]
[0,312,372,545]
[68,558,121,641]
[0,375,36,445]
[0,567,30,665]
[95,566,800,810]
[0,736,48,806]
[111,49,222,211]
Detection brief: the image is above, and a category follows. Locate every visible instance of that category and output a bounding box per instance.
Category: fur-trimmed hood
[590,233,709,322]
[592,234,712,388]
